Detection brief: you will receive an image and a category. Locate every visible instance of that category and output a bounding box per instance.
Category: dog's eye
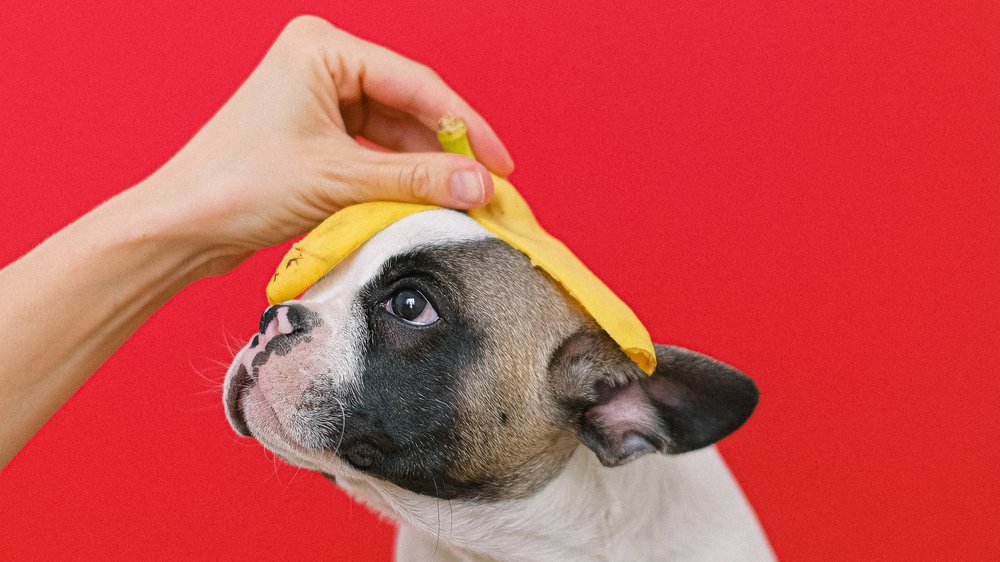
[385,289,439,326]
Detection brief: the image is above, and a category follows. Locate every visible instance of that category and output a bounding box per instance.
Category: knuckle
[401,163,434,200]
[279,15,332,52]
[415,62,440,81]
[284,15,329,36]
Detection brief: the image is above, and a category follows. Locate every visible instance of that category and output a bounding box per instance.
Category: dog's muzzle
[224,304,310,436]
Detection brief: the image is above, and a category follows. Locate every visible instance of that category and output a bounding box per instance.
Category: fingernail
[450,170,486,205]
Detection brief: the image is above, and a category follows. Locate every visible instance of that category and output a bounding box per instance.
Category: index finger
[343,34,515,176]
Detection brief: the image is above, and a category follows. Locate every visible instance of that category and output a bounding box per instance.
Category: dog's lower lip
[226,364,254,437]
[228,393,252,437]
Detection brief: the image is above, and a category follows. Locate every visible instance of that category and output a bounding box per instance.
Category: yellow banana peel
[266,116,656,374]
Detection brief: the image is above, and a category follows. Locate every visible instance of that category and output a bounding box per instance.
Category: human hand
[141,15,513,273]
[1,15,519,468]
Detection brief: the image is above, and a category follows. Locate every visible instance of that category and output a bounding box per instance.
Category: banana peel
[266,116,656,374]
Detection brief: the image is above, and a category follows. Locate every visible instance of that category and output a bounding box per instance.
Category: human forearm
[0,15,513,469]
[0,178,218,468]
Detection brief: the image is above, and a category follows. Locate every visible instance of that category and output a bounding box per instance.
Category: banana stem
[437,114,476,159]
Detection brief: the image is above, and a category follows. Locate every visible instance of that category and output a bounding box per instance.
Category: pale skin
[0,16,514,470]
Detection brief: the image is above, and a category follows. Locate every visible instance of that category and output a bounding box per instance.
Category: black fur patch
[320,244,491,499]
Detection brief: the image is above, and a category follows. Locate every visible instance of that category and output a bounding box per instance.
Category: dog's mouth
[224,349,255,437]
[226,365,256,437]
[223,357,338,474]
[222,348,316,459]
[220,321,358,478]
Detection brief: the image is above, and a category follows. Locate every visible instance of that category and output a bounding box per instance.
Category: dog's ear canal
[549,331,759,467]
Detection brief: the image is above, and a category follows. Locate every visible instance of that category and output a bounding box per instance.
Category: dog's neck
[340,445,773,561]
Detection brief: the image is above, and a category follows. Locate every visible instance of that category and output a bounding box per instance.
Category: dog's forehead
[303,209,492,301]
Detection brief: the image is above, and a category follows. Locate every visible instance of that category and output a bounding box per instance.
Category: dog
[223,209,774,560]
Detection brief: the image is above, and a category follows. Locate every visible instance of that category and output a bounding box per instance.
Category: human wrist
[103,172,250,283]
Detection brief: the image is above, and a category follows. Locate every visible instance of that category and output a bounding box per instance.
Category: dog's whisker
[254,446,280,485]
[208,358,237,371]
[447,499,454,539]
[185,387,225,398]
[283,465,304,493]
[221,327,249,358]
[333,397,347,454]
[220,331,238,358]
[187,360,228,388]
[183,404,223,415]
[432,478,442,557]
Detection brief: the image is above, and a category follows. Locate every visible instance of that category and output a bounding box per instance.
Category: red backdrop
[2,1,998,560]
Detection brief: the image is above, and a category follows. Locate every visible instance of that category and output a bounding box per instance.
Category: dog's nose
[259,305,288,336]
[259,304,311,335]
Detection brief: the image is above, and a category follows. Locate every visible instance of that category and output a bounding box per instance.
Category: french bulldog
[223,209,774,560]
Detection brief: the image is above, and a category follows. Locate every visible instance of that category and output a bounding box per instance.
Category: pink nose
[253,305,296,350]
[265,307,294,337]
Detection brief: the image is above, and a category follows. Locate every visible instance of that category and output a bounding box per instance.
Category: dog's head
[223,209,758,504]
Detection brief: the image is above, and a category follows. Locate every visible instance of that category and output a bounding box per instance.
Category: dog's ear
[549,330,758,467]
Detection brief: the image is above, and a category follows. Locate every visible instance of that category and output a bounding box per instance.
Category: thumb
[344,148,495,209]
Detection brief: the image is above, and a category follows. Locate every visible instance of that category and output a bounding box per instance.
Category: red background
[2,1,998,560]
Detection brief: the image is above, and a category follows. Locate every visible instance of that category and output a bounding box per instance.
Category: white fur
[334,445,774,561]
